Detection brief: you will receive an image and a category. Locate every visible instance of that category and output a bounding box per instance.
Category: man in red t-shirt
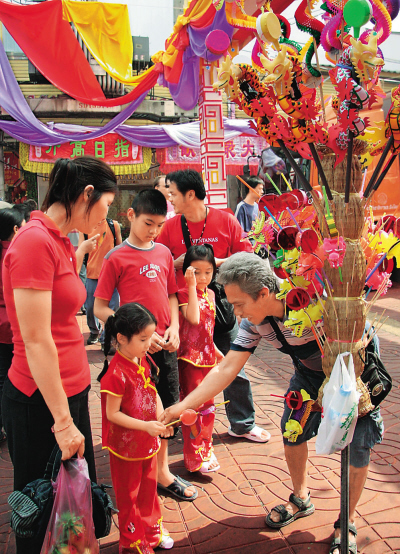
[94,189,197,502]
[157,170,270,443]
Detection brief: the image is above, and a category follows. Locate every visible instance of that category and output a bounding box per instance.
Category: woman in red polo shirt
[2,157,117,554]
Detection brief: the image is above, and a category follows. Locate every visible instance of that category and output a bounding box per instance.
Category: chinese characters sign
[28,133,143,165]
[158,135,270,175]
[4,152,20,185]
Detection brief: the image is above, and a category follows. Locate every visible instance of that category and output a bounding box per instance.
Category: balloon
[343,0,371,38]
[180,409,197,426]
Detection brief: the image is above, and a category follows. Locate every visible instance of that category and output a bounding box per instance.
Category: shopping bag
[315,352,360,455]
[40,457,99,554]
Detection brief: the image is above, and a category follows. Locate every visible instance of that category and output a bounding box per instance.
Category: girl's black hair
[42,156,117,221]
[0,208,25,256]
[97,303,158,382]
[182,244,217,280]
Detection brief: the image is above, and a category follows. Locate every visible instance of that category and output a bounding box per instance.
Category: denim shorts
[281,364,384,468]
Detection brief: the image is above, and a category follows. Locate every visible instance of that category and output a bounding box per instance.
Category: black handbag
[359,346,392,408]
[180,215,236,334]
[8,446,116,542]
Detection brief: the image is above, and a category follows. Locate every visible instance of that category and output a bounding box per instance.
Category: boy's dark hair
[97,303,158,383]
[42,157,117,221]
[19,199,38,222]
[244,177,264,191]
[131,189,167,217]
[0,208,25,254]
[182,244,217,280]
[166,169,206,200]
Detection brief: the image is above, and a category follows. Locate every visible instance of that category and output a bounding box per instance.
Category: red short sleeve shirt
[100,351,160,461]
[95,241,178,335]
[157,207,253,288]
[2,211,89,397]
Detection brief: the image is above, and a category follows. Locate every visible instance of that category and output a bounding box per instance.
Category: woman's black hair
[42,156,117,221]
[182,244,217,280]
[0,208,25,256]
[97,302,158,382]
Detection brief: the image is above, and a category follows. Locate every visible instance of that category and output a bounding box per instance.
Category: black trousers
[2,377,96,554]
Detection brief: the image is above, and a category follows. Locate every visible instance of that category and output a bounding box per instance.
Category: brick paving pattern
[1,287,399,554]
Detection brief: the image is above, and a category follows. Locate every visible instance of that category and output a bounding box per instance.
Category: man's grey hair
[217,253,280,300]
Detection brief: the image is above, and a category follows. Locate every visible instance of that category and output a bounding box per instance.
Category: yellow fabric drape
[62,0,152,86]
[159,0,213,66]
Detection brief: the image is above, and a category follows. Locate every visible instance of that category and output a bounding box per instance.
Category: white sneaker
[158,534,174,550]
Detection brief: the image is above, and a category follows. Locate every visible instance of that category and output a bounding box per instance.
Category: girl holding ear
[2,157,117,554]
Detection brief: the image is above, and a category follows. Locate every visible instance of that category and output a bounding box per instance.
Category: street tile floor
[1,287,400,554]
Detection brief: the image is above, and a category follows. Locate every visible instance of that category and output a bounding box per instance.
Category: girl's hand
[55,422,85,461]
[160,423,175,439]
[184,266,197,288]
[146,420,167,437]
[148,332,165,354]
[80,234,100,254]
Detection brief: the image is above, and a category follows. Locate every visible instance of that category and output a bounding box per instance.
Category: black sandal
[329,519,358,554]
[157,475,198,502]
[265,492,315,528]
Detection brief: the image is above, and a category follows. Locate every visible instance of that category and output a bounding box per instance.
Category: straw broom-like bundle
[317,146,373,415]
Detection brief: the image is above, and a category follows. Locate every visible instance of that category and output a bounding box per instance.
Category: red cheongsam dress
[177,287,217,472]
[100,350,167,554]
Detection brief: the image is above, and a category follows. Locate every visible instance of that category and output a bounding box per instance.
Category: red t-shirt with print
[95,241,178,335]
[157,207,253,288]
[2,211,89,397]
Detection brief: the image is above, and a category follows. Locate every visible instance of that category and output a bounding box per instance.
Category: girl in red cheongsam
[177,245,224,474]
[98,303,174,554]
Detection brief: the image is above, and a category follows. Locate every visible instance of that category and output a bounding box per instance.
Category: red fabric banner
[0,0,106,103]
[157,135,268,175]
[28,134,143,165]
[0,0,161,107]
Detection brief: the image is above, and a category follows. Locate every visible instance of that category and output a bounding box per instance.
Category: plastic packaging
[40,457,99,554]
[315,352,360,455]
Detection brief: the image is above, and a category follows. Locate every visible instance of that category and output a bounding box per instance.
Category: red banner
[157,135,269,175]
[28,133,143,165]
[4,151,20,185]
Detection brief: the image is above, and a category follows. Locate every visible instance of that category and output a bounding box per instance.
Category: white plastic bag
[315,352,360,455]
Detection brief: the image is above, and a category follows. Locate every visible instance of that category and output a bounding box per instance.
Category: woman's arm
[106,394,166,437]
[13,288,85,460]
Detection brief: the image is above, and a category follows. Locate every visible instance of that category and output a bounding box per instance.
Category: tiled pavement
[1,288,400,554]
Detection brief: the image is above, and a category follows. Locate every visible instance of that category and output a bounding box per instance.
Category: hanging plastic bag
[315,352,360,455]
[40,457,99,554]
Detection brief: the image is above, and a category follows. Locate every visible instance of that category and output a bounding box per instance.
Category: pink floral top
[100,350,160,461]
[178,287,216,367]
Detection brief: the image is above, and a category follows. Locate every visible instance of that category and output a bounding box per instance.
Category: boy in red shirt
[94,189,197,502]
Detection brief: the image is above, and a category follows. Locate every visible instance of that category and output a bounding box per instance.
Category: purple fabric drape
[165,7,233,110]
[0,38,150,145]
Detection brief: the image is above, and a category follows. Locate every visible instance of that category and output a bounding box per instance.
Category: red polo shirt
[95,241,178,336]
[2,211,90,397]
[157,207,253,288]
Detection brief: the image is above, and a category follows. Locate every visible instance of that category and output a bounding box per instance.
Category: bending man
[159,253,383,554]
